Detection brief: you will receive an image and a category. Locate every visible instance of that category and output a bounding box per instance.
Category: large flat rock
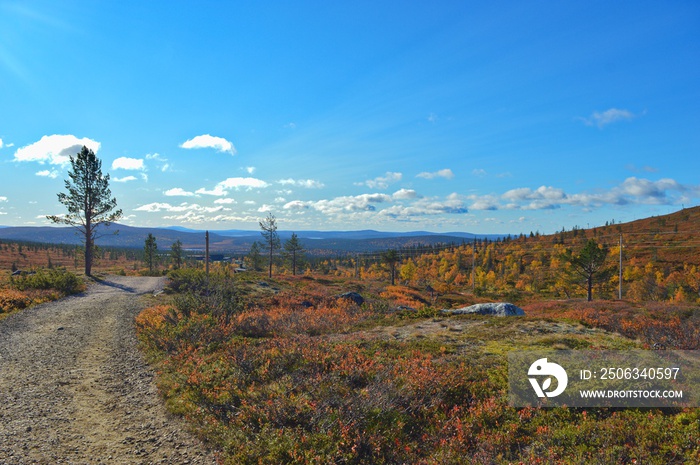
[441,302,525,316]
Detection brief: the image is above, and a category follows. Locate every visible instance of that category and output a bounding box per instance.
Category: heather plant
[137,272,700,464]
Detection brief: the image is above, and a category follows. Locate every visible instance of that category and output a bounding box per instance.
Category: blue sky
[1,1,699,234]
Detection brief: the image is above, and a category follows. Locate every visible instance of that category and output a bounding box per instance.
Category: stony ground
[0,276,218,464]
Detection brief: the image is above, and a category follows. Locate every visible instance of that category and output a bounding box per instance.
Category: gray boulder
[336,292,364,306]
[441,302,525,317]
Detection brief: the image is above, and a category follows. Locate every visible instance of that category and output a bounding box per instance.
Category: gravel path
[0,276,218,464]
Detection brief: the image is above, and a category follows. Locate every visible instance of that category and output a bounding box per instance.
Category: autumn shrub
[0,288,33,312]
[10,268,84,295]
[525,300,700,349]
[169,270,244,324]
[380,285,429,309]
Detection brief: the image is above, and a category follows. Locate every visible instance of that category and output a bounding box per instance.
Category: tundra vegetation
[135,210,700,464]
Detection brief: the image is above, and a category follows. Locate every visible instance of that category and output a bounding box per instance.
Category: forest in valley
[247,206,700,306]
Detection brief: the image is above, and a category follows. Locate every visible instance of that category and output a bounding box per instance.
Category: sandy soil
[0,276,218,464]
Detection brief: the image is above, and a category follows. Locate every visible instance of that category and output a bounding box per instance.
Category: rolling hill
[0,223,501,255]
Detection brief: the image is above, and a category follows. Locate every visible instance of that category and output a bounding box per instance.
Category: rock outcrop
[441,302,525,317]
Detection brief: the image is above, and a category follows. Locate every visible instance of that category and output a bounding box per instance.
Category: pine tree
[47,146,122,275]
[259,213,280,278]
[561,239,611,301]
[144,233,158,274]
[170,239,183,269]
[283,233,304,275]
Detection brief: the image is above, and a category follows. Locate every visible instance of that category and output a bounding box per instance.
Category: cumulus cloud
[14,135,100,166]
[581,108,639,128]
[193,177,269,197]
[180,134,235,154]
[468,195,500,211]
[134,202,223,214]
[465,177,697,212]
[285,193,392,215]
[392,188,419,200]
[195,186,228,196]
[416,168,454,180]
[164,188,197,197]
[0,138,3,149]
[214,198,236,204]
[111,157,145,170]
[380,193,468,218]
[218,177,270,190]
[0,196,7,202]
[36,169,60,179]
[359,172,402,189]
[277,178,325,188]
[113,176,138,183]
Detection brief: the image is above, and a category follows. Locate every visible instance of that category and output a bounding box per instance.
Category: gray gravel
[0,276,218,464]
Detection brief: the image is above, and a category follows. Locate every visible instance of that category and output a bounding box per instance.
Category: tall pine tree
[47,146,122,276]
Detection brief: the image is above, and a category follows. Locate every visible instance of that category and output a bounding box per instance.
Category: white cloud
[581,108,639,128]
[180,134,235,154]
[257,204,273,213]
[472,169,487,177]
[360,172,402,190]
[277,178,325,189]
[135,202,223,214]
[464,177,697,212]
[380,193,468,218]
[469,195,500,211]
[246,166,256,174]
[113,176,138,183]
[283,200,310,210]
[217,177,270,191]
[0,138,3,148]
[164,188,197,197]
[392,188,419,200]
[416,168,454,180]
[0,196,7,202]
[287,193,392,216]
[14,135,100,166]
[36,169,60,179]
[214,198,236,204]
[195,186,228,196]
[112,157,145,170]
[146,153,170,171]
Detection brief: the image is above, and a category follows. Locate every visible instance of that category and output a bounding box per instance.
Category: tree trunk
[268,246,273,278]
[85,235,93,276]
[586,274,593,301]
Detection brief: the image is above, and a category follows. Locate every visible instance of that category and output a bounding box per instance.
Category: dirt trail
[0,276,217,464]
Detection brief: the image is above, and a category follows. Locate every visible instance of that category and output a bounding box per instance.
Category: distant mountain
[164,226,501,241]
[0,223,501,255]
